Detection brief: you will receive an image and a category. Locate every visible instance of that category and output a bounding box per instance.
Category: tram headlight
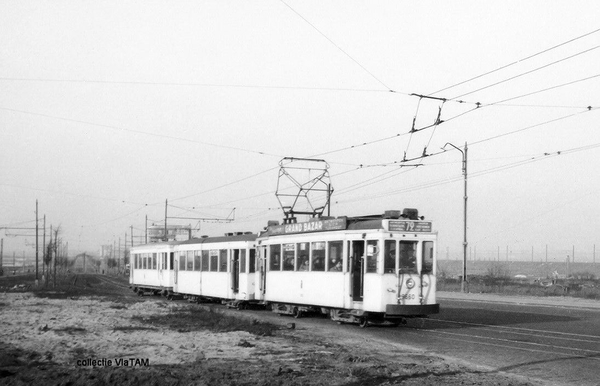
[406,278,415,289]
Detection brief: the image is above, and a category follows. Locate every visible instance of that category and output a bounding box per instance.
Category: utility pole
[118,236,121,273]
[53,226,57,288]
[0,238,3,275]
[164,199,168,241]
[442,142,468,292]
[131,225,134,247]
[36,200,39,282]
[42,215,46,279]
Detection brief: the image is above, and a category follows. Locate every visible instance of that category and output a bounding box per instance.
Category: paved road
[402,292,600,385]
[241,292,600,386]
[131,284,600,385]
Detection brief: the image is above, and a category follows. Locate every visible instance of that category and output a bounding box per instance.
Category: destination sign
[388,220,432,233]
[269,218,347,235]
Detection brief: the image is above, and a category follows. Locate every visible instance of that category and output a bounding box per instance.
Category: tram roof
[177,233,257,245]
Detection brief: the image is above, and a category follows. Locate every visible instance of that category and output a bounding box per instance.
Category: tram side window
[399,241,417,272]
[311,242,325,271]
[297,242,309,271]
[201,251,209,271]
[269,244,281,271]
[328,241,343,271]
[209,251,218,272]
[249,249,256,273]
[240,249,246,273]
[179,252,186,271]
[422,241,434,273]
[142,254,147,270]
[282,243,295,271]
[366,240,378,273]
[193,251,201,271]
[186,251,194,271]
[384,240,396,273]
[219,249,228,272]
[169,253,174,271]
[162,253,167,270]
[152,253,157,270]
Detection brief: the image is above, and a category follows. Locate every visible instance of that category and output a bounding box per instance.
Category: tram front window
[399,241,417,273]
[422,241,434,273]
[384,240,395,273]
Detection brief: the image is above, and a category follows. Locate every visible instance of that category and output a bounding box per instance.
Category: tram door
[351,240,365,301]
[174,253,178,285]
[258,245,267,295]
[232,249,240,294]
[169,252,175,286]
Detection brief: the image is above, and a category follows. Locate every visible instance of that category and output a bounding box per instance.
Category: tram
[256,208,439,326]
[171,233,257,303]
[130,241,176,296]
[129,207,439,327]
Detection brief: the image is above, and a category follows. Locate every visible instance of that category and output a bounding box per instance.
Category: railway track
[90,273,131,290]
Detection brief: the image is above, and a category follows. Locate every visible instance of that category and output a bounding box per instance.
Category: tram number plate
[399,293,415,300]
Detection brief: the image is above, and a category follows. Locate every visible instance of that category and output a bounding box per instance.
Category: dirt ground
[0,274,538,385]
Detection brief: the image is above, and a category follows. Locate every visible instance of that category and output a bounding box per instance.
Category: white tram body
[256,209,439,324]
[128,208,439,326]
[130,241,176,296]
[172,233,257,302]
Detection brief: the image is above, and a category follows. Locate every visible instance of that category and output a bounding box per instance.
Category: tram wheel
[293,307,302,319]
[358,317,368,328]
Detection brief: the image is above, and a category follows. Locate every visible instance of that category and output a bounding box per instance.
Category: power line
[279,0,394,92]
[451,44,600,100]
[0,106,282,158]
[0,77,390,94]
[429,27,600,95]
[0,182,152,207]
[487,73,600,106]
[168,166,279,203]
[471,107,598,146]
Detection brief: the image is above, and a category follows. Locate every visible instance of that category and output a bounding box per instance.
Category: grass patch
[112,326,158,332]
[133,306,277,336]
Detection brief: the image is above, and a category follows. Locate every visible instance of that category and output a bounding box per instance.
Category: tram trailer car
[257,208,439,327]
[172,233,258,305]
[130,241,176,297]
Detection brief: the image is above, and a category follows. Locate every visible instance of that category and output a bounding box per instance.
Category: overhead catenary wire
[0,106,283,158]
[429,27,600,96]
[450,44,600,100]
[279,0,395,92]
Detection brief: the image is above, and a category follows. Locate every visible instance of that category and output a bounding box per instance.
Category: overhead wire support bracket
[409,93,447,102]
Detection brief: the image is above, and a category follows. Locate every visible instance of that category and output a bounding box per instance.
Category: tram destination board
[388,220,432,232]
[269,218,347,235]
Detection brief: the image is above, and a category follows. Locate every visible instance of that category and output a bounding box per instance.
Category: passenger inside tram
[299,256,309,271]
[312,257,325,271]
[329,260,342,271]
[283,257,294,271]
[384,248,396,274]
[399,242,417,272]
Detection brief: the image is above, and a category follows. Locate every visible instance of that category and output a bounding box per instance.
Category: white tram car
[129,208,439,326]
[130,241,176,296]
[171,233,257,303]
[257,208,439,326]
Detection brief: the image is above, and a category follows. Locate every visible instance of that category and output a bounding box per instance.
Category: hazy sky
[1,1,599,263]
